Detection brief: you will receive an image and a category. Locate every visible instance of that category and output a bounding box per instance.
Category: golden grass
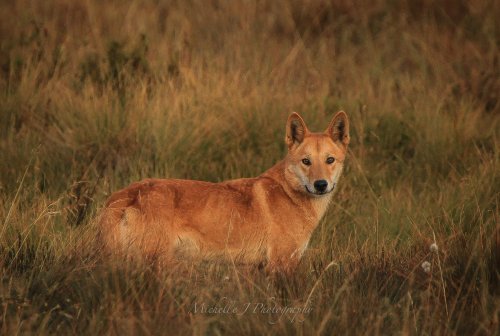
[0,0,499,334]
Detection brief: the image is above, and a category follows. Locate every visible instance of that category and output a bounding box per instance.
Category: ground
[0,0,499,335]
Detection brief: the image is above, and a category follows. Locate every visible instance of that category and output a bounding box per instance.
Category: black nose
[314,180,328,193]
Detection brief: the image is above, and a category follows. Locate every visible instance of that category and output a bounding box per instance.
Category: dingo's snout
[313,179,328,193]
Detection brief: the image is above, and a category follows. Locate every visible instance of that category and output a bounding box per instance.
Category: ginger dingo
[98,111,350,273]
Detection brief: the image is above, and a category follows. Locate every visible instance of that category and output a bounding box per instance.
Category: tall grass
[0,0,498,334]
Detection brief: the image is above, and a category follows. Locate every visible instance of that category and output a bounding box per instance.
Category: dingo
[98,111,350,273]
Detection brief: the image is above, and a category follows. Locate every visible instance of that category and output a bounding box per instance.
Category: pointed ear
[326,111,350,147]
[285,112,309,149]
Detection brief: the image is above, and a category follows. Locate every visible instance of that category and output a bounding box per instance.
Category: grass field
[0,0,499,334]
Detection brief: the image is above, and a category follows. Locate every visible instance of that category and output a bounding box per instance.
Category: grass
[0,0,499,334]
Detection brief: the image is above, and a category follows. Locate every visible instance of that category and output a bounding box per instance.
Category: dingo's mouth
[305,185,335,196]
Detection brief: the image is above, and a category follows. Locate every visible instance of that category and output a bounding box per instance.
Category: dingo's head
[284,111,350,197]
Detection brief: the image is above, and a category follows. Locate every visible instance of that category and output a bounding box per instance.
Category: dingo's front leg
[266,243,304,275]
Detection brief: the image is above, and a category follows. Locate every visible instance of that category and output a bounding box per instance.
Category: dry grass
[0,0,499,334]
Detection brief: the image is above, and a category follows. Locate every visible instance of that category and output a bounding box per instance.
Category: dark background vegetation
[0,0,498,334]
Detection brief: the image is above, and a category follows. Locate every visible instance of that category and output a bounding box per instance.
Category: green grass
[0,0,499,334]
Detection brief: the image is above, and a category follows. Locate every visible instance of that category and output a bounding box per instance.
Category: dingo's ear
[326,111,350,147]
[286,112,309,149]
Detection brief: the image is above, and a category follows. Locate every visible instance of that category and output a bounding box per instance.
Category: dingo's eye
[302,158,311,166]
[326,157,335,164]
